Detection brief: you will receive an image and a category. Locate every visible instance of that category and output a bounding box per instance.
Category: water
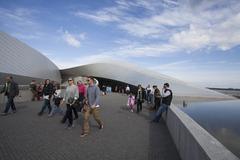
[179,100,240,158]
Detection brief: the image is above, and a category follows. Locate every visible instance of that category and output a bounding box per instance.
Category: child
[127,93,135,112]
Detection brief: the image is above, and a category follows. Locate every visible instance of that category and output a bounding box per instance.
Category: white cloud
[95,43,178,57]
[78,33,86,40]
[122,44,178,56]
[62,30,86,48]
[12,32,42,40]
[210,13,240,50]
[168,12,240,52]
[0,7,37,26]
[74,0,240,55]
[170,25,211,51]
[119,21,167,38]
[74,6,122,23]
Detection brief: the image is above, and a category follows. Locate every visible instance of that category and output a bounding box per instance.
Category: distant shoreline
[208,88,240,99]
[208,87,240,91]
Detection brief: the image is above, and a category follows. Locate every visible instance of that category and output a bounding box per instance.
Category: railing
[163,105,239,160]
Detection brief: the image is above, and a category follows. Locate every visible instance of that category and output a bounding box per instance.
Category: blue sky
[0,0,240,88]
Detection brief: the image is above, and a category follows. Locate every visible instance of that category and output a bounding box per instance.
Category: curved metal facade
[0,31,234,99]
[0,32,61,84]
[60,62,233,98]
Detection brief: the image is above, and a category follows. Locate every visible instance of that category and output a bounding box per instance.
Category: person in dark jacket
[0,76,19,115]
[152,83,173,122]
[153,86,161,110]
[135,84,145,113]
[38,79,53,116]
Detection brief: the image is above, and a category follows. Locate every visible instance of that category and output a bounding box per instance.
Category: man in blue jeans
[152,83,172,122]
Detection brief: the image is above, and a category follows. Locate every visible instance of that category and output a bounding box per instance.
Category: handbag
[73,100,83,112]
[68,97,74,104]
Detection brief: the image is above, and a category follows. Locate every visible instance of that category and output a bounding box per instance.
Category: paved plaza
[0,93,180,160]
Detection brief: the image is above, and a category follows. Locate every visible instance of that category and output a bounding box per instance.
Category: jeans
[39,99,52,114]
[137,100,142,113]
[62,104,79,124]
[152,103,169,122]
[4,96,16,113]
[150,94,154,104]
[147,92,150,103]
[66,104,73,126]
[78,93,85,102]
[72,107,78,119]
[49,104,64,116]
[154,97,161,110]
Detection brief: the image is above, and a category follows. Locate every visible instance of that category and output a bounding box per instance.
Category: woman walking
[38,79,53,116]
[48,84,63,117]
[61,78,79,129]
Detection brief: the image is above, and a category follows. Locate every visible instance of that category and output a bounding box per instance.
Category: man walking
[81,76,103,138]
[0,76,19,115]
[152,83,172,122]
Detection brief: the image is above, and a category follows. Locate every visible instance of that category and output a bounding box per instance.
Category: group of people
[0,75,103,138]
[29,80,59,101]
[36,77,103,138]
[1,75,173,138]
[126,83,173,122]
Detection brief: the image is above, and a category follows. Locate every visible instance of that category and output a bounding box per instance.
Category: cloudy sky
[0,0,240,88]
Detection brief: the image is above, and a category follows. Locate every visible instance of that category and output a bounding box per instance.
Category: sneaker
[80,133,88,138]
[99,124,104,129]
[38,112,43,116]
[65,124,74,129]
[131,109,133,112]
[12,110,17,114]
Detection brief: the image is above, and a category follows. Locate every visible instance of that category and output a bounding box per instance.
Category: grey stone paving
[0,93,181,160]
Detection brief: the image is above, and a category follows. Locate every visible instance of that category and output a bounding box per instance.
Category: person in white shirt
[150,86,154,104]
[151,83,173,123]
[126,85,130,95]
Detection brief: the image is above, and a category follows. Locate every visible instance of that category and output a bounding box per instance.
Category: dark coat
[135,88,145,101]
[42,83,54,97]
[0,81,19,97]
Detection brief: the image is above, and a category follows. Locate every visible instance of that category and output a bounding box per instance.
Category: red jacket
[77,84,86,96]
